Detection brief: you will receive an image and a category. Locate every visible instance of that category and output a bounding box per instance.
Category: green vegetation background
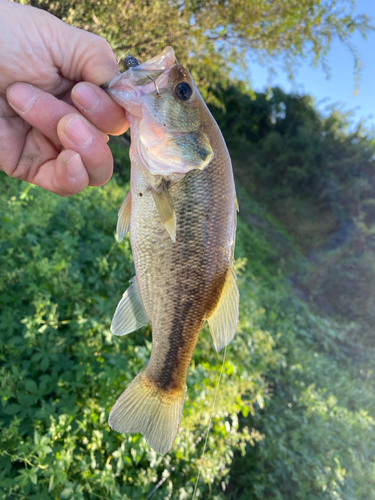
[1,82,375,499]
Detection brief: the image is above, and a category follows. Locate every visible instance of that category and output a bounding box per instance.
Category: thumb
[49,13,120,85]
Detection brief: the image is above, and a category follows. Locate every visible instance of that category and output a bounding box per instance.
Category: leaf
[40,356,50,371]
[4,404,22,415]
[60,483,74,499]
[25,379,38,393]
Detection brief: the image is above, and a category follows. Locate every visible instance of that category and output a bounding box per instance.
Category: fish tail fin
[108,372,186,455]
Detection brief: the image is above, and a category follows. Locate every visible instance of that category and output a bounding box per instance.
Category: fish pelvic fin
[109,372,186,455]
[207,266,239,352]
[111,277,149,336]
[117,191,131,242]
[151,181,176,242]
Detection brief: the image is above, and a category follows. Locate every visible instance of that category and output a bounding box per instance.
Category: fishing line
[147,429,208,497]
[192,345,227,500]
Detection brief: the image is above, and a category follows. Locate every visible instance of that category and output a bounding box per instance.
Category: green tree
[208,84,375,235]
[16,0,373,90]
[208,82,375,341]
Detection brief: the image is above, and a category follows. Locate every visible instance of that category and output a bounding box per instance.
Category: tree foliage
[209,82,375,343]
[209,84,375,209]
[17,0,373,88]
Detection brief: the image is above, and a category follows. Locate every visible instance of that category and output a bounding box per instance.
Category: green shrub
[0,170,257,499]
[1,130,375,499]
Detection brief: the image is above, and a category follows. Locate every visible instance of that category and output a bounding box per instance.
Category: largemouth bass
[106,47,239,455]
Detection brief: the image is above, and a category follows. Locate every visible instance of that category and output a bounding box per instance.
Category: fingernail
[7,84,36,113]
[73,84,101,112]
[65,153,85,180]
[64,116,93,147]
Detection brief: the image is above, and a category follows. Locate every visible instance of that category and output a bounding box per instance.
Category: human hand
[0,0,129,196]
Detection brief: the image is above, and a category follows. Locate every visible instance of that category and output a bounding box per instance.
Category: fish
[105,47,239,455]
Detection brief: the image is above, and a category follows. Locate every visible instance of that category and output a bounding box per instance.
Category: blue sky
[247,0,375,133]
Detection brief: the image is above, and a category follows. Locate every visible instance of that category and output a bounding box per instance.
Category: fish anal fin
[109,372,186,455]
[207,266,239,352]
[111,277,149,336]
[117,191,131,242]
[151,182,176,242]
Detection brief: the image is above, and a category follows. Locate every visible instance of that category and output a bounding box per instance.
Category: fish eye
[174,82,193,101]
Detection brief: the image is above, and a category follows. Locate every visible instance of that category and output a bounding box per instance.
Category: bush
[0,169,257,499]
[1,126,375,498]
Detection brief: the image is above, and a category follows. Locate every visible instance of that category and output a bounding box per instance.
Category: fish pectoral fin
[207,266,239,352]
[117,191,131,242]
[109,372,186,455]
[111,277,149,336]
[151,181,177,242]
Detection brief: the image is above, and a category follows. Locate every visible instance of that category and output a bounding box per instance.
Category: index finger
[71,82,129,136]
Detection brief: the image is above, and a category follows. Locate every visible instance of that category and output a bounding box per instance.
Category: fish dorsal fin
[152,181,176,242]
[117,191,131,242]
[111,277,149,336]
[207,266,239,352]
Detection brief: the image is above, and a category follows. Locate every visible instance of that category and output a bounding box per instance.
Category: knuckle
[94,35,113,54]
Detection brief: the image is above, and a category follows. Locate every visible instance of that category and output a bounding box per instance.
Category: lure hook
[147,75,161,96]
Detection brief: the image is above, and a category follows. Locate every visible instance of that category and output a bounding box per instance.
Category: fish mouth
[105,46,176,94]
